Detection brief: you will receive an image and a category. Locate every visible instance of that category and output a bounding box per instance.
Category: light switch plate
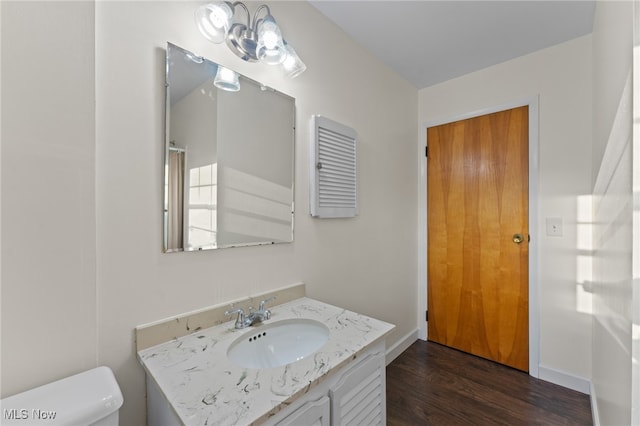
[546,217,563,237]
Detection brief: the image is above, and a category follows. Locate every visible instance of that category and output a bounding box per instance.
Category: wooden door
[427,106,529,371]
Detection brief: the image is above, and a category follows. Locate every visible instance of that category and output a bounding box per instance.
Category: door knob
[512,233,524,244]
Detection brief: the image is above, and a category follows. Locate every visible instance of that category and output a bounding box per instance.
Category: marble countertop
[137,297,395,425]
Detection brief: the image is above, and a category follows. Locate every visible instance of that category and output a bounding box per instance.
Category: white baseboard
[590,381,600,426]
[385,328,419,365]
[589,383,600,426]
[538,364,591,394]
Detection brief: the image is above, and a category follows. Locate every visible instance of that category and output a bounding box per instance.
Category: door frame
[418,96,540,378]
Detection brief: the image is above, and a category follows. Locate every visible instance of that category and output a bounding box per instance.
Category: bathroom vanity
[137,297,394,425]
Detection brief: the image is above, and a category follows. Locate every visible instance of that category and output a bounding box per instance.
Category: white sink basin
[226,319,330,369]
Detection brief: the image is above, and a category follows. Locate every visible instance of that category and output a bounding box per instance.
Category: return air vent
[310,115,358,218]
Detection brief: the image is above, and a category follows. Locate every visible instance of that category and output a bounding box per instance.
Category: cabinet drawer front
[276,395,330,426]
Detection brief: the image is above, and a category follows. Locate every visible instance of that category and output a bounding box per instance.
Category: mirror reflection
[164,43,295,252]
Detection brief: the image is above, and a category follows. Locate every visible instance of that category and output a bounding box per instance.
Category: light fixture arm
[231,1,251,29]
[252,4,272,31]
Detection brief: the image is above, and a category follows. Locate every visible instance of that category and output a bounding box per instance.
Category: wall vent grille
[310,115,358,218]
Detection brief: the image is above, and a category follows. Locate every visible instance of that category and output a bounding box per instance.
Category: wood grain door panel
[427,106,529,371]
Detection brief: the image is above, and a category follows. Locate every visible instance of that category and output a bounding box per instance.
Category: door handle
[512,233,524,244]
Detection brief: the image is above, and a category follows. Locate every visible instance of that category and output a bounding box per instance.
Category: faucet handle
[258,296,276,311]
[225,307,244,317]
[224,308,246,329]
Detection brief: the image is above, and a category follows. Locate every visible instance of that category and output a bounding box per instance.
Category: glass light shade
[256,16,286,65]
[281,44,306,78]
[213,66,240,92]
[195,2,233,44]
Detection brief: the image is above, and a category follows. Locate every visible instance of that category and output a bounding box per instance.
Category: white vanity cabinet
[138,297,395,426]
[267,340,386,426]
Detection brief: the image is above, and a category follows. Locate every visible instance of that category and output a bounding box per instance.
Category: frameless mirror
[164,43,295,252]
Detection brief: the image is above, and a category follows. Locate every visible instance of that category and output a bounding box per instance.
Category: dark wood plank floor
[386,341,592,425]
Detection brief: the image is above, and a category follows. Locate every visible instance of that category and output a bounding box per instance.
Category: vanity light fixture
[213,65,240,91]
[281,42,306,79]
[195,2,306,78]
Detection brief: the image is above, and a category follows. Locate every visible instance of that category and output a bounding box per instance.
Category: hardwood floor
[386,341,592,425]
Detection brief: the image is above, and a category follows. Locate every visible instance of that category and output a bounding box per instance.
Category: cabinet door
[276,395,330,426]
[330,351,386,425]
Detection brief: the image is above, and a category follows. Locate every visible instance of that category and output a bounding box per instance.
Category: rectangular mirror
[164,43,295,252]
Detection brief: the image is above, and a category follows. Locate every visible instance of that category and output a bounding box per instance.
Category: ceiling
[308,1,596,89]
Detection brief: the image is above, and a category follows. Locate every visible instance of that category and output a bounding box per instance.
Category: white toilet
[0,366,123,425]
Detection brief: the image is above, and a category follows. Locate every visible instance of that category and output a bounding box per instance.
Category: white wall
[95,2,417,425]
[592,1,634,188]
[216,80,294,245]
[591,1,634,425]
[170,79,218,169]
[0,1,97,396]
[418,35,594,382]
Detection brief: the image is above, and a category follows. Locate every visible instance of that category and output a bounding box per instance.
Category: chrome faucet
[250,296,276,323]
[224,308,251,329]
[225,296,277,329]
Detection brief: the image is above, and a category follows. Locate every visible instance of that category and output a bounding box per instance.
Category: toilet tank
[0,366,123,426]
